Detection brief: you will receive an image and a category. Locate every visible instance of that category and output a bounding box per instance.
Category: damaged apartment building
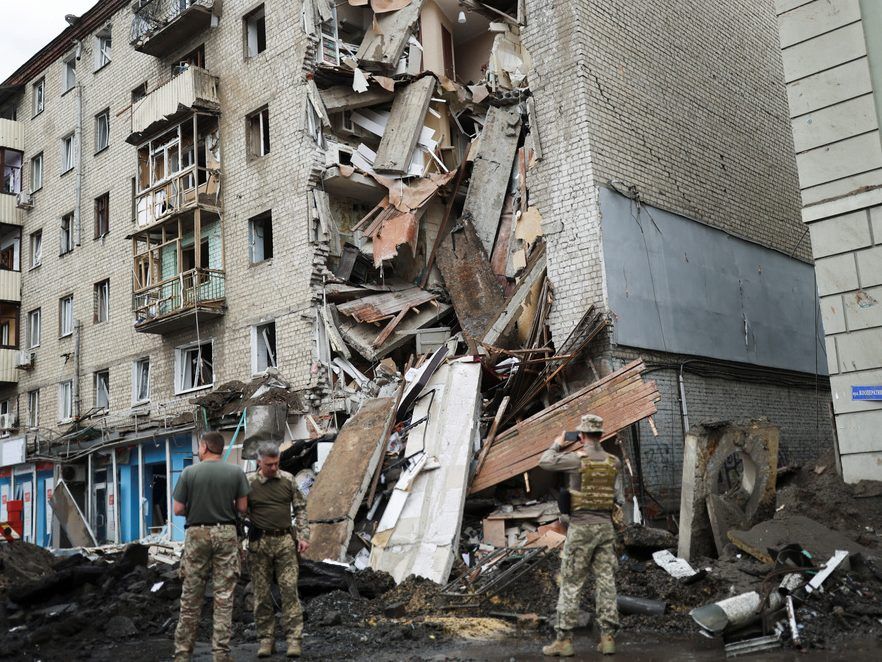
[0,0,831,549]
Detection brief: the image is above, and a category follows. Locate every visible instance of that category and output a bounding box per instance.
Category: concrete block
[791,95,878,153]
[808,209,872,258]
[843,286,882,330]
[835,409,882,454]
[857,245,882,287]
[780,22,866,83]
[825,336,839,375]
[840,451,882,483]
[778,0,860,49]
[786,59,873,117]
[814,253,859,295]
[836,327,882,372]
[819,294,846,334]
[830,369,882,413]
[796,132,882,189]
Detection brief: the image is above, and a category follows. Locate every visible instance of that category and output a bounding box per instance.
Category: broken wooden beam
[374,76,436,175]
[470,360,659,494]
[356,0,424,69]
[482,248,546,346]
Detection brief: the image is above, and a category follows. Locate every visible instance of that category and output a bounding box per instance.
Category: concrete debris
[652,550,698,579]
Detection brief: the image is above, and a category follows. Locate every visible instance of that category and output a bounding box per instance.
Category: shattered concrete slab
[374,76,437,175]
[355,0,424,69]
[370,359,482,584]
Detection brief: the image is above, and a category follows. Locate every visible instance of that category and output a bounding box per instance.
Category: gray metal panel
[600,188,826,374]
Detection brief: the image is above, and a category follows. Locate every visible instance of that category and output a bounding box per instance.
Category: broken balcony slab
[319,84,394,114]
[374,76,437,175]
[463,106,522,255]
[355,0,424,69]
[677,421,779,562]
[727,515,877,566]
[370,358,482,584]
[470,360,660,494]
[304,396,397,562]
[336,302,452,362]
[322,166,386,204]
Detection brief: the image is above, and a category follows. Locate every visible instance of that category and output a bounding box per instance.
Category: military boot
[257,640,274,658]
[286,639,302,658]
[542,634,574,657]
[597,633,615,655]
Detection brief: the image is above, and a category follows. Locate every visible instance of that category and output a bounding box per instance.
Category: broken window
[319,8,340,66]
[59,295,74,337]
[94,279,110,323]
[27,308,40,348]
[32,78,45,116]
[244,5,267,58]
[58,380,73,421]
[95,192,110,238]
[174,44,205,76]
[306,97,325,147]
[60,212,74,255]
[94,370,110,410]
[27,390,39,428]
[94,27,112,70]
[30,153,43,192]
[247,107,270,158]
[61,133,76,173]
[0,149,22,194]
[252,321,277,373]
[176,340,214,393]
[248,211,273,262]
[133,357,150,403]
[63,55,76,93]
[29,230,42,268]
[131,82,148,104]
[95,109,110,153]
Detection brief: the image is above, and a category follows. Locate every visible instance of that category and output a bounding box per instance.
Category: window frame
[61,133,76,173]
[248,210,273,263]
[244,4,267,59]
[247,106,270,158]
[94,109,110,154]
[30,152,43,193]
[94,29,112,71]
[132,357,150,404]
[27,308,41,348]
[174,340,214,394]
[62,55,77,94]
[29,230,42,269]
[60,212,75,255]
[251,321,278,375]
[94,279,110,324]
[27,390,39,428]
[58,380,73,422]
[94,370,110,411]
[32,78,45,117]
[94,192,110,238]
[59,295,74,338]
[0,148,23,195]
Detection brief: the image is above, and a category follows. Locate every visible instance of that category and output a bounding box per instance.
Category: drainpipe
[74,40,84,246]
[74,321,82,420]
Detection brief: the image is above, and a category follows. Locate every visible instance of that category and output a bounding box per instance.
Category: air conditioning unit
[61,464,87,483]
[16,351,34,369]
[16,192,33,209]
[0,413,16,431]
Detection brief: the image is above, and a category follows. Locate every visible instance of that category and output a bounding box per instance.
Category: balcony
[131,0,219,58]
[136,165,220,229]
[0,118,24,152]
[129,66,219,144]
[0,348,18,384]
[0,270,21,303]
[133,268,225,334]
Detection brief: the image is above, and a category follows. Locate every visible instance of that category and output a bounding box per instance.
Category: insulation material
[370,359,482,584]
[487,23,532,90]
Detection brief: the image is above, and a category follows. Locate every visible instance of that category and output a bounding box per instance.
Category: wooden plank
[464,106,522,255]
[473,395,510,479]
[482,250,546,346]
[356,0,424,69]
[470,361,659,493]
[374,76,436,175]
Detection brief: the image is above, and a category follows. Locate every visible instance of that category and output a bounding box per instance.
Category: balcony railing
[136,165,220,229]
[133,268,225,332]
[131,0,218,57]
[0,269,21,302]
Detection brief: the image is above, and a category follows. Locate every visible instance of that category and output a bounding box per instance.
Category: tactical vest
[570,455,617,512]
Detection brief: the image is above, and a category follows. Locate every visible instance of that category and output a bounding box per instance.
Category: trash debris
[652,550,698,579]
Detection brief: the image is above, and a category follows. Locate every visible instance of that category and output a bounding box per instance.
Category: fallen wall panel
[356,1,423,69]
[49,480,97,548]
[374,76,436,174]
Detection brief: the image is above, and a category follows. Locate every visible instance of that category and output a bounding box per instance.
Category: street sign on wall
[852,386,882,401]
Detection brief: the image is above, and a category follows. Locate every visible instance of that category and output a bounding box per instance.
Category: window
[1,149,23,194]
[29,230,42,268]
[32,78,45,116]
[94,192,109,238]
[0,306,16,348]
[133,358,150,403]
[248,211,273,262]
[0,103,16,121]
[252,321,277,373]
[94,370,110,410]
[27,390,39,428]
[60,213,74,255]
[95,28,112,70]
[131,82,147,104]
[247,107,270,158]
[94,279,110,323]
[61,133,76,173]
[244,5,267,58]
[58,381,73,421]
[30,153,43,192]
[176,341,214,393]
[95,110,109,153]
[63,55,77,93]
[174,44,205,76]
[27,309,40,348]
[59,295,74,337]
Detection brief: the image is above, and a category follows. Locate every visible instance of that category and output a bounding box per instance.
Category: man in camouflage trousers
[539,414,623,657]
[173,432,251,662]
[247,442,311,658]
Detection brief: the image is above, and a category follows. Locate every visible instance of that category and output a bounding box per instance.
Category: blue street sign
[852,385,882,401]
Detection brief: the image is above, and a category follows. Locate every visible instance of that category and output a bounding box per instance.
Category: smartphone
[564,431,580,442]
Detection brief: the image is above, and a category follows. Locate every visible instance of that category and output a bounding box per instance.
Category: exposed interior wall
[420,1,456,78]
[456,31,495,85]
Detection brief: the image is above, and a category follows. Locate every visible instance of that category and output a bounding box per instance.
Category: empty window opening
[63,56,76,93]
[253,321,277,373]
[94,370,110,410]
[60,212,75,255]
[94,279,110,323]
[1,149,23,194]
[131,82,148,104]
[247,107,270,157]
[95,27,112,70]
[244,5,267,58]
[176,341,213,393]
[249,211,273,262]
[95,192,110,238]
[133,358,150,403]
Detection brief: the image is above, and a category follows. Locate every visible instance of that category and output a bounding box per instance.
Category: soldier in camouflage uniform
[247,442,311,658]
[173,432,251,662]
[539,414,623,657]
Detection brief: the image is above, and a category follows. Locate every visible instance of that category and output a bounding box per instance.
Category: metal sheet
[49,480,97,547]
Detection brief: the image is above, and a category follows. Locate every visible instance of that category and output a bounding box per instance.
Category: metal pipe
[74,321,82,420]
[138,444,145,539]
[31,464,37,543]
[678,364,690,434]
[165,438,172,541]
[74,49,83,247]
[617,595,666,616]
[111,449,119,544]
[785,595,800,647]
